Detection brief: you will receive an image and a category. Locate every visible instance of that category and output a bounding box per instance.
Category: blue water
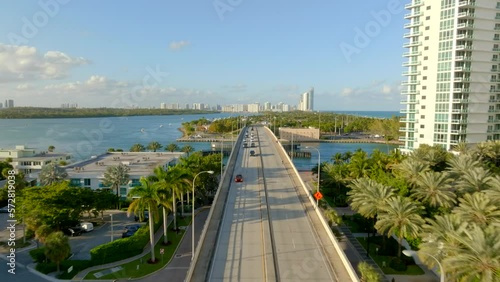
[0,113,397,165]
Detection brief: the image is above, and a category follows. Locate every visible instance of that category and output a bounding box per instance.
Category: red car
[235,174,243,182]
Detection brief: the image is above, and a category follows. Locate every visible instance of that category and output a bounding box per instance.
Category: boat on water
[140,128,145,132]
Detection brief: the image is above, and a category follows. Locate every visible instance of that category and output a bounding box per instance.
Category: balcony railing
[401,89,419,95]
[404,22,422,29]
[404,1,423,9]
[458,0,475,7]
[402,51,421,57]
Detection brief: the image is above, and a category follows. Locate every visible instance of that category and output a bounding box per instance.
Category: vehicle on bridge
[234,174,243,182]
[250,150,256,156]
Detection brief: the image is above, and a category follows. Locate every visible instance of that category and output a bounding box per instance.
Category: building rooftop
[66,151,185,179]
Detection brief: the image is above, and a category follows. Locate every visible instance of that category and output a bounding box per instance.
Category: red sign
[314,191,323,200]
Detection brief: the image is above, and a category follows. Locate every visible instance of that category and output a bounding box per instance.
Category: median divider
[265,126,360,282]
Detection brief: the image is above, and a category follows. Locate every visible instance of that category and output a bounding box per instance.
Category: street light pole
[305,146,320,206]
[403,250,445,282]
[192,170,214,261]
[110,213,114,242]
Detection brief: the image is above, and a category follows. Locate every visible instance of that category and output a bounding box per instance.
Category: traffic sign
[314,191,323,201]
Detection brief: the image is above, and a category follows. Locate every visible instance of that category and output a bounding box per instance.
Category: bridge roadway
[190,126,356,282]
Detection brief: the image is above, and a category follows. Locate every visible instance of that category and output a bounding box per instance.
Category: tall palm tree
[451,142,468,154]
[413,171,456,209]
[456,167,496,195]
[162,166,192,231]
[127,177,163,263]
[348,150,371,178]
[452,192,500,228]
[165,143,180,152]
[148,166,174,244]
[443,224,500,282]
[147,141,163,152]
[130,143,145,152]
[181,145,195,156]
[39,163,68,186]
[375,196,425,257]
[102,163,130,209]
[446,153,481,178]
[393,158,430,188]
[348,178,396,252]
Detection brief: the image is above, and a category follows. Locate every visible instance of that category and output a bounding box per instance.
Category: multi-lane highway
[207,126,352,281]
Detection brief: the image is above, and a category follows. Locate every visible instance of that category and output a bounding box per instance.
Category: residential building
[4,99,14,108]
[400,0,500,152]
[298,88,314,111]
[66,152,184,198]
[0,145,71,177]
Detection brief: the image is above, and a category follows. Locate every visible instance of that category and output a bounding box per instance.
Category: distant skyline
[0,1,407,111]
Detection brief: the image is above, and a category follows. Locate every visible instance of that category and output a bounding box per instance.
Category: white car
[80,222,94,232]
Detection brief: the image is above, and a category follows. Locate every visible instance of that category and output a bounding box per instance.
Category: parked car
[80,222,94,232]
[250,150,256,156]
[64,226,83,237]
[0,206,8,213]
[235,174,243,182]
[122,229,137,238]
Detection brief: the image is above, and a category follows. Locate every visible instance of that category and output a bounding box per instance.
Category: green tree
[456,167,496,195]
[181,145,195,156]
[165,143,180,152]
[375,196,425,258]
[323,208,342,226]
[393,158,430,188]
[413,171,456,209]
[39,163,68,186]
[147,141,163,152]
[35,225,53,246]
[94,189,118,218]
[147,166,174,245]
[48,145,55,152]
[130,143,145,152]
[44,231,70,272]
[452,192,500,228]
[102,163,130,209]
[358,261,382,282]
[127,177,163,263]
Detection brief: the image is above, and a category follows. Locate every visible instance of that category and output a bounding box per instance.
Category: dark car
[65,226,83,237]
[235,174,243,182]
[125,224,142,232]
[122,229,137,238]
[250,150,255,156]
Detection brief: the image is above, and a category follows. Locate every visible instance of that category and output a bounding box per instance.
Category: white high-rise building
[400,0,500,152]
[298,88,314,111]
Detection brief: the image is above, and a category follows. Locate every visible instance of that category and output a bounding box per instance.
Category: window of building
[422,96,426,99]
[425,26,430,30]
[427,6,431,10]
[421,115,425,119]
[426,16,430,20]
[423,76,427,80]
[420,134,424,138]
[424,56,428,60]
[425,36,429,40]
[421,105,426,109]
[420,124,425,128]
[423,86,427,89]
[84,179,91,186]
[424,46,429,50]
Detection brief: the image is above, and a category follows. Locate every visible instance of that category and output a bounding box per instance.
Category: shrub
[30,247,47,263]
[389,257,407,271]
[90,225,149,264]
[35,262,57,274]
[58,260,93,279]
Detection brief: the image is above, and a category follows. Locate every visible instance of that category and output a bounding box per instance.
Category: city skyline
[0,1,406,111]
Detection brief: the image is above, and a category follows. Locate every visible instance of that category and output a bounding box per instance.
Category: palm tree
[375,196,425,258]
[419,214,468,261]
[102,163,130,209]
[451,142,468,154]
[456,167,496,195]
[147,141,163,152]
[323,208,342,226]
[452,192,500,228]
[39,163,68,186]
[358,261,382,282]
[348,178,396,253]
[44,231,70,272]
[48,145,55,152]
[446,153,481,178]
[393,158,430,188]
[148,166,174,245]
[413,171,456,209]
[165,143,180,152]
[130,143,145,152]
[348,150,371,178]
[127,177,163,263]
[444,224,500,282]
[181,145,195,156]
[156,166,191,231]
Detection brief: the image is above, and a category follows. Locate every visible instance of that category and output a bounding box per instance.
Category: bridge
[187,126,359,281]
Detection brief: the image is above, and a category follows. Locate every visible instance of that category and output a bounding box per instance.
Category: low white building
[0,145,72,176]
[66,151,185,198]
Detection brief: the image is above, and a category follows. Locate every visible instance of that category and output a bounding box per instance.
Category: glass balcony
[402,80,420,86]
[402,61,421,67]
[404,22,422,29]
[403,41,422,48]
[458,0,475,7]
[457,12,475,18]
[400,127,416,132]
[401,89,420,95]
[405,1,423,9]
[402,70,420,75]
[457,23,474,29]
[402,51,421,57]
[401,99,419,104]
[403,31,422,37]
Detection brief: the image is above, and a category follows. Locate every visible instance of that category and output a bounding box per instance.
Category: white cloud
[340,87,354,97]
[169,40,190,51]
[0,43,88,83]
[16,83,30,90]
[382,85,392,94]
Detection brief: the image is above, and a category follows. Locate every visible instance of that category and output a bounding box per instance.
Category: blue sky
[0,0,408,110]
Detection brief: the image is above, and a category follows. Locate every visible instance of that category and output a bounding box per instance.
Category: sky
[0,0,408,111]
